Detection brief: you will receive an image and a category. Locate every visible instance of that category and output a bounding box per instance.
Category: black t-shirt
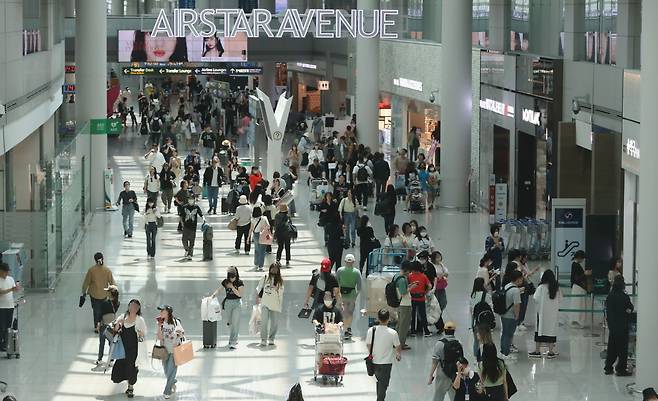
[312,304,343,325]
[421,262,437,285]
[309,273,339,305]
[308,163,323,179]
[181,204,203,230]
[160,171,176,190]
[453,372,483,401]
[222,278,244,300]
[118,190,137,206]
[100,299,119,316]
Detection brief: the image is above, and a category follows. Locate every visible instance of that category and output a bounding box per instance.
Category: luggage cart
[365,248,413,326]
[309,179,329,210]
[314,327,347,385]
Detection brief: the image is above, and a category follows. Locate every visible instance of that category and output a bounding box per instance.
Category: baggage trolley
[6,297,25,359]
[309,178,329,210]
[314,326,346,384]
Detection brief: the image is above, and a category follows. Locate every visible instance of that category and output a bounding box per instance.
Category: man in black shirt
[312,291,344,330]
[308,158,323,184]
[304,258,341,309]
[604,275,634,376]
[115,181,137,238]
[203,158,224,215]
[180,195,204,260]
[372,152,391,200]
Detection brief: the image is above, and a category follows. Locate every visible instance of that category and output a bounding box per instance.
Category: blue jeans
[500,317,517,355]
[343,212,356,246]
[260,305,279,342]
[162,352,178,395]
[253,232,266,268]
[208,185,219,212]
[122,205,135,235]
[146,222,157,257]
[224,299,242,345]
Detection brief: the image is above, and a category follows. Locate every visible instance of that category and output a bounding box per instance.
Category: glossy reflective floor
[0,134,642,400]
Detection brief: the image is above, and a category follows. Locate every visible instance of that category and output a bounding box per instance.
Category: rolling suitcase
[6,308,19,359]
[202,320,217,348]
[202,224,213,260]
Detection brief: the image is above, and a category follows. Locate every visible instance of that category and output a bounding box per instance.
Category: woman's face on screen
[206,36,218,49]
[144,34,177,61]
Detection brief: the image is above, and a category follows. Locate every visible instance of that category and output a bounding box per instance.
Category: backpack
[385,275,404,307]
[440,339,463,379]
[472,292,496,329]
[492,286,514,315]
[357,165,369,182]
[151,118,161,131]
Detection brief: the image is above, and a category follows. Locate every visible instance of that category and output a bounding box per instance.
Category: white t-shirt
[366,325,400,364]
[0,276,15,309]
[251,217,270,234]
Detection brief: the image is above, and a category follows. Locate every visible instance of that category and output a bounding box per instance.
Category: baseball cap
[157,304,173,313]
[320,258,332,272]
[643,388,658,400]
[444,321,457,331]
[417,250,429,259]
[344,254,355,263]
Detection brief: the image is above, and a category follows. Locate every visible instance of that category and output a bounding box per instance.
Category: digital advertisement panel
[117,30,248,63]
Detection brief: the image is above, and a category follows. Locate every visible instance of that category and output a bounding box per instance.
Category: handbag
[524,281,536,296]
[364,327,376,376]
[228,217,238,231]
[260,228,273,246]
[173,339,194,366]
[156,216,164,228]
[79,294,86,308]
[297,307,312,319]
[111,335,126,360]
[152,343,168,361]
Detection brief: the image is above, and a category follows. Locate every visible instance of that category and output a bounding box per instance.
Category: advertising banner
[551,198,586,276]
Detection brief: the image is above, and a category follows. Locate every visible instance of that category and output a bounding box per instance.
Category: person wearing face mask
[308,144,325,166]
[432,251,449,311]
[256,262,285,346]
[81,253,116,333]
[180,195,204,260]
[143,197,161,259]
[116,181,138,238]
[159,163,176,214]
[413,227,436,254]
[312,291,344,330]
[308,158,324,184]
[426,164,440,210]
[451,357,484,401]
[203,157,224,215]
[211,266,244,349]
[304,258,341,309]
[485,225,505,286]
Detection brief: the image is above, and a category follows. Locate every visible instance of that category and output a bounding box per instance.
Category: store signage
[624,138,640,159]
[296,62,317,70]
[121,66,263,76]
[488,175,496,224]
[152,9,399,39]
[62,84,76,94]
[479,98,514,118]
[522,108,541,125]
[393,78,423,92]
[495,183,507,222]
[551,199,586,275]
[318,81,330,91]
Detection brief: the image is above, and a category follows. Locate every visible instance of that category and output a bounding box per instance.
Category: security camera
[0,104,5,118]
[429,90,439,104]
[572,99,580,115]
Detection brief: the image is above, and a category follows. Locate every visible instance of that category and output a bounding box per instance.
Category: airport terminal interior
[1,0,658,400]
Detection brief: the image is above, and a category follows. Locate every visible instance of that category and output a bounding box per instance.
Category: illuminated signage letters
[393,78,423,92]
[152,9,399,39]
[522,108,541,126]
[479,98,514,118]
[624,138,640,159]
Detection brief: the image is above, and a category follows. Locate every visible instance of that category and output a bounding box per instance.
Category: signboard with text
[551,198,586,277]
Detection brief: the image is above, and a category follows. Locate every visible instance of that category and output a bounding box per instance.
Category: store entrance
[517,131,537,218]
[493,125,510,183]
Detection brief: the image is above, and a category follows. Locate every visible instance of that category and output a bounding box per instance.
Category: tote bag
[260,228,274,246]
[173,340,194,366]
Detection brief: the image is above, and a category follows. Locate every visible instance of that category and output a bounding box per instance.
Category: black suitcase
[202,320,217,348]
[221,197,229,214]
[203,239,213,260]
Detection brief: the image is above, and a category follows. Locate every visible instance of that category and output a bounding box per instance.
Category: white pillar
[421,0,441,42]
[563,0,586,60]
[65,0,75,17]
[355,0,380,152]
[76,0,107,210]
[636,0,658,389]
[488,0,511,51]
[111,0,124,15]
[439,0,471,208]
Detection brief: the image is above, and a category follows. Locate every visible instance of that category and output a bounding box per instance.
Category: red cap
[320,258,332,272]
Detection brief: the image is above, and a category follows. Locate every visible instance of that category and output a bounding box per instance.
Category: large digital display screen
[117,30,248,63]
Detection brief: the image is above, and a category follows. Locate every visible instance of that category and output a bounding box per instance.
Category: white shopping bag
[200,297,209,321]
[249,304,262,335]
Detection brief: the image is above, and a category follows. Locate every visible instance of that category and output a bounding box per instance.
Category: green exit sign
[90,119,108,135]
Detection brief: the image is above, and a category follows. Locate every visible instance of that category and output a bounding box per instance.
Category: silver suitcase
[6,325,19,359]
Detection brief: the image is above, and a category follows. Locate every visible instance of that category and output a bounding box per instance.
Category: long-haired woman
[529,269,561,358]
[478,343,508,401]
[111,299,147,398]
[257,262,285,346]
[156,304,185,398]
[339,189,358,248]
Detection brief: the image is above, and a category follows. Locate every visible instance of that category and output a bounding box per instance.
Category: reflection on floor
[0,136,641,401]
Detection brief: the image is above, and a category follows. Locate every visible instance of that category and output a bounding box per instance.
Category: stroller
[407,180,425,213]
[309,179,329,211]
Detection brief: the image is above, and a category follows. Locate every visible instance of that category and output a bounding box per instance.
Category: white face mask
[420,231,427,237]
[188,199,194,205]
[324,301,333,308]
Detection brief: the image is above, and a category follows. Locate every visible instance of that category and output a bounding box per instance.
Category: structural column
[563,0,586,61]
[75,0,107,209]
[355,0,380,152]
[439,0,472,208]
[636,0,658,389]
[421,0,441,42]
[488,0,511,51]
[64,0,75,18]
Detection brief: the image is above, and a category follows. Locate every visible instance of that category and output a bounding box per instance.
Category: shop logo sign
[624,138,640,159]
[479,98,514,118]
[522,108,541,126]
[393,78,423,92]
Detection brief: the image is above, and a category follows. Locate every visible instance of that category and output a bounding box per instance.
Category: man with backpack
[427,321,463,401]
[150,115,162,147]
[387,261,413,350]
[496,269,523,359]
[372,153,391,200]
[352,157,373,210]
[336,254,362,340]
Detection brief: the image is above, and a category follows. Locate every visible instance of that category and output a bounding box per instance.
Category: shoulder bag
[503,361,517,397]
[228,217,238,231]
[364,327,377,376]
[152,340,168,361]
[156,216,164,228]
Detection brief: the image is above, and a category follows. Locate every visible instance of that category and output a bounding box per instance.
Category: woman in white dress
[530,269,561,358]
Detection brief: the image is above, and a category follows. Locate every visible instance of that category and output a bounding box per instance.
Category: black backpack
[472,292,496,329]
[492,286,514,315]
[357,165,369,182]
[440,339,464,379]
[385,276,404,307]
[151,118,161,132]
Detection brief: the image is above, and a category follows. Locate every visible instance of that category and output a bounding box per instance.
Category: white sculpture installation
[254,88,293,179]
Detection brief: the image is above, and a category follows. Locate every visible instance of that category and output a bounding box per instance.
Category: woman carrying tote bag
[156,305,185,399]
